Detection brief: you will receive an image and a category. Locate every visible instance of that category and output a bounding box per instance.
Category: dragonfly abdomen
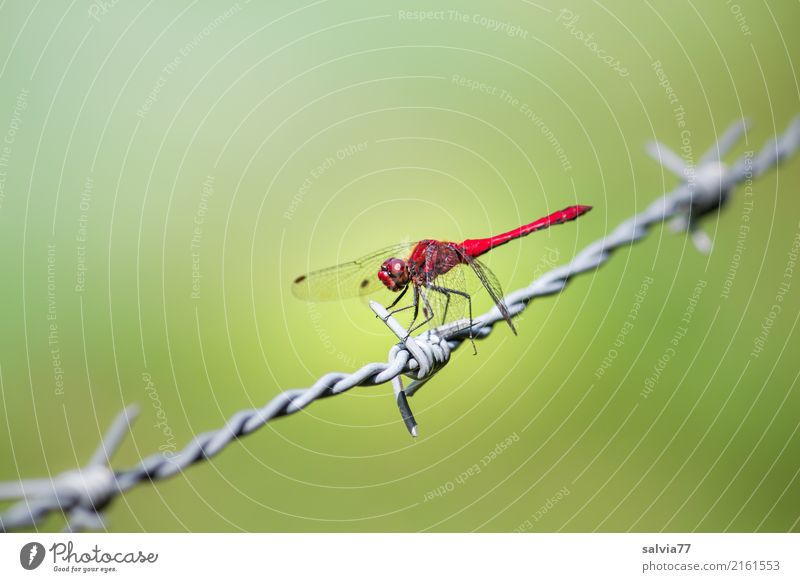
[461,205,592,258]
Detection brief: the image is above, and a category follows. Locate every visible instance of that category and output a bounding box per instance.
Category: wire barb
[1,117,799,532]
[393,377,418,438]
[646,118,751,254]
[0,405,138,532]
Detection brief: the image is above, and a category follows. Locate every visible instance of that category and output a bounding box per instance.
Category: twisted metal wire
[1,117,799,532]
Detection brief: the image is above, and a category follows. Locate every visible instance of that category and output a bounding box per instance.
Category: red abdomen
[460,205,592,258]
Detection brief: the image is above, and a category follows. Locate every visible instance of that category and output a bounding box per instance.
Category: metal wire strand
[1,117,799,532]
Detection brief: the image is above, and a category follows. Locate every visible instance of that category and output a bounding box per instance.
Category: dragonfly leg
[396,285,422,340]
[428,284,476,354]
[378,285,412,322]
[439,291,453,324]
[385,284,409,310]
[384,287,432,346]
[385,302,416,321]
[405,288,435,338]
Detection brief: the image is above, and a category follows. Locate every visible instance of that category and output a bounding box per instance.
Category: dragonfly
[292,205,592,343]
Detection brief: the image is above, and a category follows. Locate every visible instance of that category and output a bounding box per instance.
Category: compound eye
[381,258,405,277]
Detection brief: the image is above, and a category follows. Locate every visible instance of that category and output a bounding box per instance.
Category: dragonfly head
[378,257,410,292]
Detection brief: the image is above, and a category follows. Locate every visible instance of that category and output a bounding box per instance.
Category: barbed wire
[1,116,799,532]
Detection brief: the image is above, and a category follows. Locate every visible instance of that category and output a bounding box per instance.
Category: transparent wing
[292,242,416,301]
[415,243,465,327]
[423,264,470,327]
[459,252,516,334]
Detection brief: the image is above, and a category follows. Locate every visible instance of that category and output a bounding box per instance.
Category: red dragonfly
[293,205,592,340]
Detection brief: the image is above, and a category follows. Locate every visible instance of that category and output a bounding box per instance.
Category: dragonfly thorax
[378,257,411,292]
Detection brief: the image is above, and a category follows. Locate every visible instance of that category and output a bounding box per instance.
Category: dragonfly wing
[291,242,416,301]
[413,243,473,334]
[423,265,469,327]
[459,252,516,334]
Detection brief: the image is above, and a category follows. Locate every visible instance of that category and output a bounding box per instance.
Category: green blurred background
[0,0,798,532]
